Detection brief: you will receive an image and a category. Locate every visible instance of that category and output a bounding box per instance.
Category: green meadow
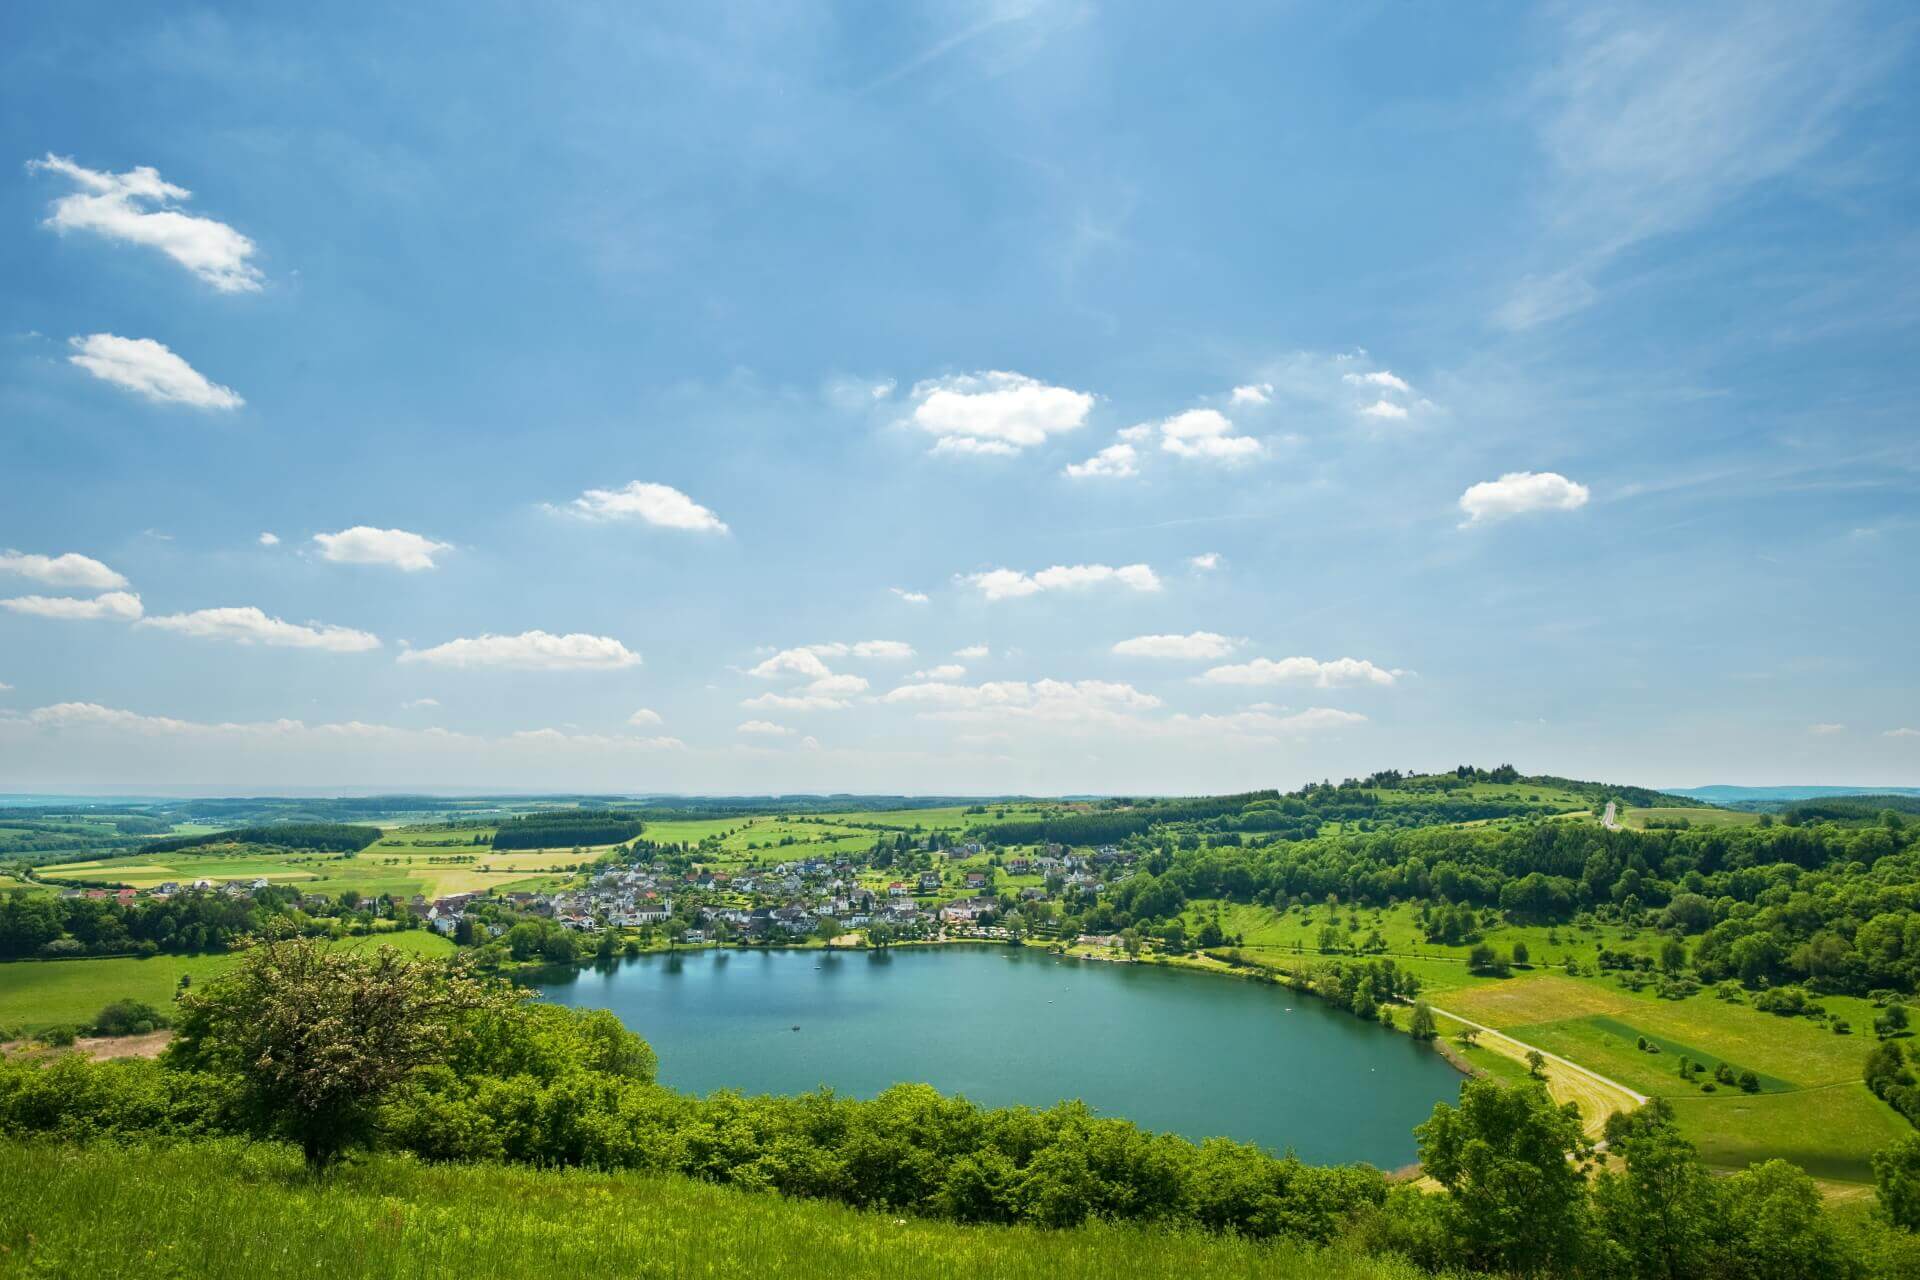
[0,1139,1420,1280]
[0,932,455,1033]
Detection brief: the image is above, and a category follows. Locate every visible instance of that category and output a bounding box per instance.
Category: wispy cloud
[398,631,641,670]
[1197,656,1399,688]
[962,563,1161,601]
[1112,632,1240,660]
[67,334,242,409]
[28,155,263,292]
[1,591,144,621]
[138,606,380,653]
[557,481,729,533]
[1500,3,1898,328]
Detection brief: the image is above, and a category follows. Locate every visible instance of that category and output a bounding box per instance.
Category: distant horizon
[5,776,1918,805]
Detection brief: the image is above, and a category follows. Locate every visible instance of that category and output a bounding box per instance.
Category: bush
[92,999,171,1038]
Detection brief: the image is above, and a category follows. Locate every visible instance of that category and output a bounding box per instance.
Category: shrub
[92,999,171,1038]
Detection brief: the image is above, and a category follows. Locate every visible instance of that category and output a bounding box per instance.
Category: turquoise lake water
[532,945,1463,1168]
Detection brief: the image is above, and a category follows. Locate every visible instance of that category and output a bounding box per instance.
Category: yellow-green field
[37,829,595,900]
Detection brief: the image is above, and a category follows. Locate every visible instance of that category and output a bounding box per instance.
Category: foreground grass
[0,1139,1432,1280]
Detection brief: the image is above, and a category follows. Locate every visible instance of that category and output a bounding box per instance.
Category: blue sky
[2,1,1916,794]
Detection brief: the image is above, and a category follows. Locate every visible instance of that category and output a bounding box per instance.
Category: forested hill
[968,767,1685,847]
[143,823,382,855]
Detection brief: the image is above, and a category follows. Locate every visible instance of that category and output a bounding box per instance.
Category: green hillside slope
[0,1139,1419,1280]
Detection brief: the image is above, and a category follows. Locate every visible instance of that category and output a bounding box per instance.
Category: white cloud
[1157,409,1261,461]
[560,481,729,533]
[1458,472,1591,526]
[908,371,1094,455]
[913,664,968,680]
[402,698,440,710]
[398,631,641,671]
[628,707,663,726]
[1230,383,1273,405]
[1,591,144,621]
[1169,706,1368,737]
[1117,424,1153,442]
[805,674,871,698]
[1198,656,1399,688]
[750,648,835,680]
[1357,399,1409,421]
[1887,728,1920,738]
[28,155,263,292]
[312,526,453,571]
[67,334,242,409]
[137,606,380,653]
[1809,723,1846,735]
[0,551,127,590]
[891,587,930,604]
[0,682,11,692]
[750,641,911,681]
[1343,370,1411,394]
[1063,442,1139,479]
[1189,552,1221,571]
[800,736,821,750]
[954,644,989,660]
[1112,632,1240,660]
[738,720,795,736]
[257,532,280,547]
[881,678,1161,725]
[962,563,1161,601]
[740,692,848,712]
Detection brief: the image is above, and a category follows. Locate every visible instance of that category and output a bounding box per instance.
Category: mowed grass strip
[0,1139,1420,1280]
[1665,1084,1911,1185]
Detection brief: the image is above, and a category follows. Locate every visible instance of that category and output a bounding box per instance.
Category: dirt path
[1428,1002,1645,1138]
[1602,800,1619,830]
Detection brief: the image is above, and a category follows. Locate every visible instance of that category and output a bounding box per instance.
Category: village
[407,837,1139,950]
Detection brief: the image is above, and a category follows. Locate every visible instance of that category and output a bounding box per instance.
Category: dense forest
[489,810,647,851]
[1038,807,1920,996]
[0,886,405,960]
[143,822,382,855]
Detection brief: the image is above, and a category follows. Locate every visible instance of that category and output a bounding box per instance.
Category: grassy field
[1433,972,1899,1184]
[1185,896,1910,1188]
[0,932,456,1032]
[1185,899,1661,972]
[36,829,592,899]
[1618,805,1763,830]
[0,1139,1419,1280]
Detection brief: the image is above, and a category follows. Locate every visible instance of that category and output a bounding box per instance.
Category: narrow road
[1424,1000,1646,1139]
[1602,800,1619,830]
